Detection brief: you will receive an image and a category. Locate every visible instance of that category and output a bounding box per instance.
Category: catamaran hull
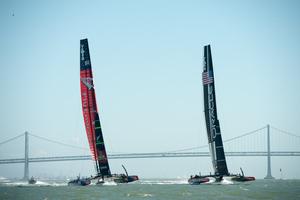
[68,178,91,186]
[28,179,37,184]
[188,175,255,185]
[112,175,139,183]
[127,175,139,182]
[92,174,139,185]
[229,176,255,182]
[188,177,211,185]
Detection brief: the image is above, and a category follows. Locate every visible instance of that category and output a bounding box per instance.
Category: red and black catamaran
[68,39,138,186]
[188,45,255,185]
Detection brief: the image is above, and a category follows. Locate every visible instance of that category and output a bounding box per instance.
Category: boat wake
[126,193,153,198]
[206,177,216,184]
[221,177,234,185]
[102,181,118,186]
[6,181,48,187]
[0,176,10,184]
[89,180,118,186]
[140,179,188,185]
[0,178,67,187]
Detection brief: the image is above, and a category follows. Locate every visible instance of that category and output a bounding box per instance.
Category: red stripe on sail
[80,69,98,160]
[202,71,214,85]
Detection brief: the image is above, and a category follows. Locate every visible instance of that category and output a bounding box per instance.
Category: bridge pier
[23,132,29,180]
[264,125,274,179]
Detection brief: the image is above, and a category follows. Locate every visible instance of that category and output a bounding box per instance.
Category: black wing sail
[202,45,228,176]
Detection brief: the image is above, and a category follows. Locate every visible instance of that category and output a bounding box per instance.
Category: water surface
[0,178,299,200]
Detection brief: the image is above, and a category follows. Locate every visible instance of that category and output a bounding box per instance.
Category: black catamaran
[68,39,138,186]
[188,45,255,185]
[28,176,37,184]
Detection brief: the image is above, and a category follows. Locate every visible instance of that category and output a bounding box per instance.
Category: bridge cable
[28,133,89,151]
[163,126,267,153]
[165,144,208,153]
[223,125,267,143]
[271,126,300,139]
[0,133,24,146]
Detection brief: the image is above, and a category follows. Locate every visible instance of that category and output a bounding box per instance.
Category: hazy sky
[0,0,300,179]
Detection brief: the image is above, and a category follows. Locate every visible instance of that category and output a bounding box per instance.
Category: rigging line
[223,125,267,143]
[0,133,24,146]
[28,133,89,151]
[271,126,300,139]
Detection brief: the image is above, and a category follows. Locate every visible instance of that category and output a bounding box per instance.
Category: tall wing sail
[202,45,228,176]
[80,39,111,177]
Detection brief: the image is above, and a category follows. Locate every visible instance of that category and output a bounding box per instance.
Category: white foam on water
[142,193,153,197]
[206,177,216,184]
[89,182,96,185]
[0,176,10,183]
[127,193,153,198]
[50,182,67,186]
[239,186,249,191]
[5,181,29,186]
[34,181,67,186]
[3,180,67,187]
[221,177,234,185]
[102,181,117,186]
[35,181,51,185]
[140,179,188,185]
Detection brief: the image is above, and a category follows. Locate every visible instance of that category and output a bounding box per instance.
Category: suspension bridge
[0,124,300,180]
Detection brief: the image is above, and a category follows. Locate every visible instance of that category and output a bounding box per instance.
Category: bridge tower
[264,125,274,179]
[23,131,29,180]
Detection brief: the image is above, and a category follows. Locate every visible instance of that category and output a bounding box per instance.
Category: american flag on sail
[202,71,214,85]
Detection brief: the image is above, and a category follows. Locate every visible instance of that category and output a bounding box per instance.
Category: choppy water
[1,177,300,200]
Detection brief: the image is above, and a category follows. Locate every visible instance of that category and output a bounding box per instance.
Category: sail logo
[203,71,214,85]
[80,44,91,66]
[98,150,108,163]
[80,45,85,61]
[81,92,97,159]
[208,85,217,139]
[81,78,94,90]
[100,166,108,170]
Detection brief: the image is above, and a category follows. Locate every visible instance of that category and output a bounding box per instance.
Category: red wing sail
[80,39,111,177]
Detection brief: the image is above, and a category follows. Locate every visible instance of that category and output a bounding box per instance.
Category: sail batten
[80,39,111,177]
[203,45,228,176]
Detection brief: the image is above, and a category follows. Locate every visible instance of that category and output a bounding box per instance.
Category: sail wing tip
[80,38,88,44]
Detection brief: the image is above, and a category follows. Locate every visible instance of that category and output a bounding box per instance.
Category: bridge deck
[1,151,300,164]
